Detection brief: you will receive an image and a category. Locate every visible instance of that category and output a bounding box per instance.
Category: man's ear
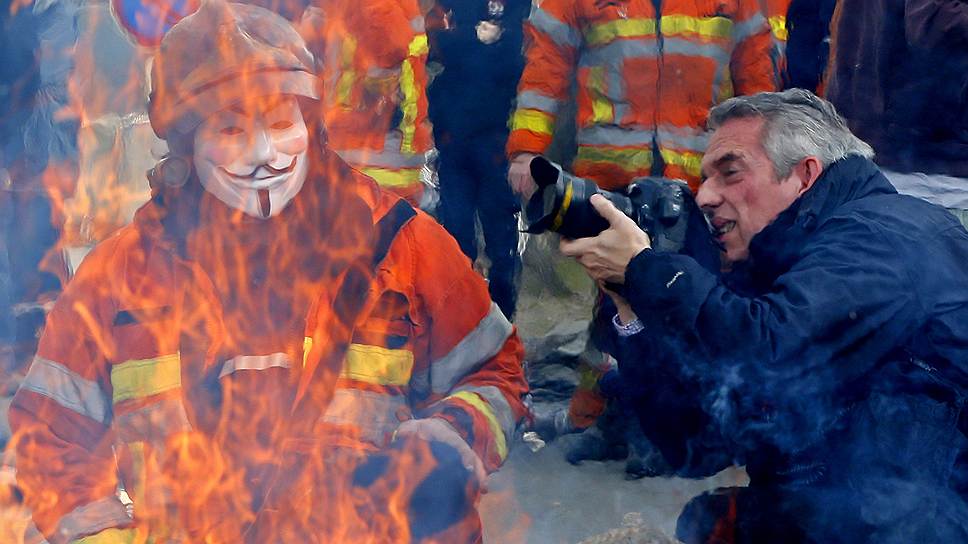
[791,156,823,196]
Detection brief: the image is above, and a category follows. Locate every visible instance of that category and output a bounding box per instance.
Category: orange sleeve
[406,214,528,472]
[730,0,781,95]
[506,0,581,157]
[9,241,133,541]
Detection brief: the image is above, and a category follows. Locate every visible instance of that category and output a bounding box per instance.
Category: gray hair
[707,89,874,179]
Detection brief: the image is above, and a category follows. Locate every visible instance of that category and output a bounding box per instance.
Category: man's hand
[395,418,487,489]
[560,194,652,284]
[508,152,538,199]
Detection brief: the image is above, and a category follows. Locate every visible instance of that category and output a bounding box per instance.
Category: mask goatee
[259,189,271,218]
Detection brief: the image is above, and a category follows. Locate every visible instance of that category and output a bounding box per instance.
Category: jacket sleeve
[9,245,133,543]
[623,216,920,454]
[730,0,780,95]
[905,0,968,50]
[407,216,528,472]
[505,0,580,157]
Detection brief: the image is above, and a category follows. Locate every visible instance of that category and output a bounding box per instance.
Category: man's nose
[695,182,721,211]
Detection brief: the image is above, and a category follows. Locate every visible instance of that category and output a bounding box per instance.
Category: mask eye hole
[219,126,244,136]
[270,120,294,131]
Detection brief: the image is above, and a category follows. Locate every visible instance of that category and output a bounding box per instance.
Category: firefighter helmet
[147,0,319,141]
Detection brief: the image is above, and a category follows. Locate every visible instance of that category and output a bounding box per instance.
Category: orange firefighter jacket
[10,153,525,543]
[507,0,778,190]
[318,0,434,204]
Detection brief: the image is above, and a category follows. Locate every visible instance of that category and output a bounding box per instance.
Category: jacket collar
[742,155,896,282]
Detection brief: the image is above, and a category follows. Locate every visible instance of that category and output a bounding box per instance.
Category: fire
[2,1,530,543]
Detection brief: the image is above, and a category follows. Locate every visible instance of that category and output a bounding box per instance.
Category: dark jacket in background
[825,0,968,177]
[427,0,529,138]
[619,156,968,542]
[784,0,836,91]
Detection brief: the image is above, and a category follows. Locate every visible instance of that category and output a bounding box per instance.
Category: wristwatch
[612,313,644,337]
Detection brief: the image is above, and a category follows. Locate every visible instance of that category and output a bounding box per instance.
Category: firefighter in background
[10,3,527,543]
[512,0,777,470]
[311,0,434,206]
[761,0,791,86]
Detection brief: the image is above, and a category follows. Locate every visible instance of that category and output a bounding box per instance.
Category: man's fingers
[559,236,593,256]
[589,194,629,227]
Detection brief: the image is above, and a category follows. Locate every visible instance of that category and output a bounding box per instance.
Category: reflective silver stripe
[219,353,292,379]
[577,125,653,147]
[431,303,513,395]
[20,356,110,424]
[366,66,401,79]
[732,13,767,42]
[452,384,517,446]
[656,125,710,152]
[529,6,580,49]
[115,396,193,446]
[410,16,425,33]
[663,37,731,65]
[322,388,408,446]
[581,37,728,66]
[581,38,658,66]
[50,496,131,544]
[333,134,427,169]
[517,91,561,115]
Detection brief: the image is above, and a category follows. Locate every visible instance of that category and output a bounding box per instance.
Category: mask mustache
[225,156,298,179]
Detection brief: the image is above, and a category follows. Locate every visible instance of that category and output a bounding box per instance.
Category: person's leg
[470,131,521,319]
[435,133,479,264]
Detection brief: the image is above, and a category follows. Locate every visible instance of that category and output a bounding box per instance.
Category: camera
[523,156,716,256]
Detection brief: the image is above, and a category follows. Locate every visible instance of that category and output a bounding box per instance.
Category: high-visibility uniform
[760,0,791,86]
[10,151,526,543]
[507,0,777,190]
[318,0,434,204]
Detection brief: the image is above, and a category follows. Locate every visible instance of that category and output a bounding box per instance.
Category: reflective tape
[529,6,580,49]
[115,396,193,445]
[660,148,704,178]
[110,353,181,405]
[447,390,508,461]
[585,16,732,47]
[322,388,408,445]
[410,15,426,33]
[399,58,419,153]
[360,166,423,188]
[333,144,427,170]
[430,303,513,395]
[768,15,788,41]
[661,15,732,40]
[574,145,653,171]
[510,109,555,136]
[580,37,727,66]
[587,66,614,124]
[408,33,429,57]
[585,18,657,47]
[50,496,132,544]
[732,12,767,42]
[20,356,110,424]
[453,384,517,448]
[342,344,414,386]
[656,125,710,153]
[577,125,653,147]
[219,353,292,378]
[517,91,560,115]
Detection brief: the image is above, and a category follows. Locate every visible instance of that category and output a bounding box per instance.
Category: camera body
[524,156,712,255]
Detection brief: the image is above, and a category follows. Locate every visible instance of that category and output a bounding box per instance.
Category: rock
[577,513,679,544]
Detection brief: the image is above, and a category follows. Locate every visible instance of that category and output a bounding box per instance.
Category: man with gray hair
[561,88,968,542]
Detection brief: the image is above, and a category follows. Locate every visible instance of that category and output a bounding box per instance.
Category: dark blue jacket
[619,156,968,542]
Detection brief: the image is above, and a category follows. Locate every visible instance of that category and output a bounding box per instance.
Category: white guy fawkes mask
[193,96,310,219]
